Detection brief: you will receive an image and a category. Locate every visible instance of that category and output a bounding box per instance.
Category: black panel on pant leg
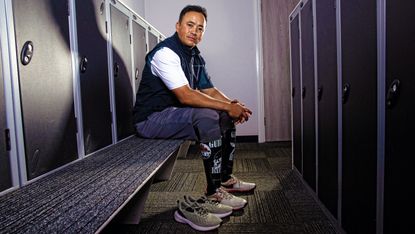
[218,111,235,181]
[221,128,235,182]
[201,138,222,195]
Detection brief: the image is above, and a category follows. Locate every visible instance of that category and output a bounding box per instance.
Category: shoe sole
[229,202,247,210]
[222,185,256,193]
[174,211,220,231]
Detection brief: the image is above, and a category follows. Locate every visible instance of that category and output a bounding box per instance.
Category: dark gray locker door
[300,0,316,191]
[290,14,302,173]
[384,0,414,232]
[132,20,146,94]
[110,5,134,140]
[76,0,112,155]
[340,0,377,233]
[148,31,158,51]
[316,0,338,218]
[0,44,12,191]
[13,0,78,180]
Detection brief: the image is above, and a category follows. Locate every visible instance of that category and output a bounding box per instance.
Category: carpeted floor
[104,142,342,233]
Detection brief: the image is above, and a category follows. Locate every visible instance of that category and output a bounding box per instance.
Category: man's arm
[149,47,251,122]
[201,87,232,103]
[171,85,250,120]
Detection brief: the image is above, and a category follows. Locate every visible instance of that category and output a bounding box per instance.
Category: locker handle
[21,41,34,66]
[135,68,140,80]
[302,87,306,99]
[342,83,351,104]
[386,79,401,109]
[80,56,88,73]
[114,62,119,77]
[318,86,323,101]
[4,129,11,151]
[99,2,105,15]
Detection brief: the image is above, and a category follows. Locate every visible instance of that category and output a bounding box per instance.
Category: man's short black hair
[179,5,207,22]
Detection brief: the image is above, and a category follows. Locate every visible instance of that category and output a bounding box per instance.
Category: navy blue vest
[133,33,213,123]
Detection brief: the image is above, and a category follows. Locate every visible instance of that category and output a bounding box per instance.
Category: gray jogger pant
[134,107,234,142]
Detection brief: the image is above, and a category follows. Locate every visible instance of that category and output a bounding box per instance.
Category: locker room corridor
[1,0,413,233]
[104,142,342,233]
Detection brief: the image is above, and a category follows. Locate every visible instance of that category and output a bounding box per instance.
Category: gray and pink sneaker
[221,175,256,193]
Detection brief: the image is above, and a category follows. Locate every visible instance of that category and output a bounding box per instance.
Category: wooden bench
[0,137,188,233]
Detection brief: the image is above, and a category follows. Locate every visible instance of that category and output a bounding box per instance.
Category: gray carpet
[104,142,342,233]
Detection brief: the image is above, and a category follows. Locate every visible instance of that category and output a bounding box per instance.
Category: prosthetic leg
[221,128,236,182]
[220,128,256,193]
[200,138,222,196]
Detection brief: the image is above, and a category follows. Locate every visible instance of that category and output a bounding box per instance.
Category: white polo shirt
[150,47,189,90]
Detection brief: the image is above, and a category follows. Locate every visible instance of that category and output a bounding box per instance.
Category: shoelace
[198,197,221,207]
[216,188,233,200]
[205,199,220,207]
[230,176,242,185]
[186,199,209,216]
[179,199,209,217]
[194,205,209,216]
[223,176,240,186]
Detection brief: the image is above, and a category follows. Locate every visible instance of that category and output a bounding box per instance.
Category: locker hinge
[264,117,267,126]
[5,129,11,151]
[67,0,70,16]
[105,21,108,34]
[75,117,78,134]
[130,34,132,44]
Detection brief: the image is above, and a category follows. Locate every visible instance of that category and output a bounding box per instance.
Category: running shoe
[207,187,247,210]
[221,175,256,193]
[184,195,233,218]
[174,200,222,231]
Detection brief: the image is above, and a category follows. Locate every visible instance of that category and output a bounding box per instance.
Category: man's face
[176,11,206,48]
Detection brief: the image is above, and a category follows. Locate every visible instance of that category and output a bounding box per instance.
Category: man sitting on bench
[132,5,256,211]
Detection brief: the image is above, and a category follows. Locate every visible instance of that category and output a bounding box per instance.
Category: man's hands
[173,86,252,124]
[227,100,252,125]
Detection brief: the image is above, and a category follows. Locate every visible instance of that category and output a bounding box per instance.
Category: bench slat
[0,137,183,233]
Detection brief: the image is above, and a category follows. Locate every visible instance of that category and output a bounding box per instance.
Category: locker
[148,29,158,51]
[340,0,377,233]
[12,0,78,180]
[110,3,134,140]
[300,0,316,191]
[0,41,12,191]
[384,0,415,232]
[315,0,338,217]
[289,7,302,173]
[76,0,112,155]
[132,17,147,94]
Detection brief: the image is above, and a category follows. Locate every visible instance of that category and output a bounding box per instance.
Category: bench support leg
[155,141,189,181]
[177,140,192,158]
[116,177,154,224]
[113,142,189,224]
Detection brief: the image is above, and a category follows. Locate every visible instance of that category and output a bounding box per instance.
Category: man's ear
[175,21,180,31]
